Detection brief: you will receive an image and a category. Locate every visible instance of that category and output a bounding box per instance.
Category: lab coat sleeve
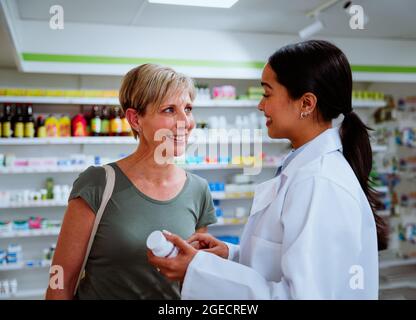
[181,250,291,299]
[181,176,368,300]
[225,242,240,262]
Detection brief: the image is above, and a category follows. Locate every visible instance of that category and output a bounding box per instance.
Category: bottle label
[24,122,35,138]
[91,118,101,133]
[3,122,11,137]
[110,119,122,134]
[101,119,109,135]
[14,122,24,138]
[59,124,71,137]
[37,126,46,138]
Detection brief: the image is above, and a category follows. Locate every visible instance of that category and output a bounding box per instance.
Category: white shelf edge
[0,228,60,239]
[0,163,278,174]
[0,200,67,209]
[379,258,416,269]
[0,192,255,208]
[211,192,254,200]
[379,281,416,290]
[0,137,137,145]
[0,137,290,145]
[0,260,51,271]
[0,288,45,300]
[0,96,386,109]
[0,138,385,148]
[374,186,389,193]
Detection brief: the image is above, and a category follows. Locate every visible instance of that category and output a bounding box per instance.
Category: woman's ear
[125,108,142,135]
[299,92,317,119]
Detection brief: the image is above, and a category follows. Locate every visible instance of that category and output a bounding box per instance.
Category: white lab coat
[181,127,379,300]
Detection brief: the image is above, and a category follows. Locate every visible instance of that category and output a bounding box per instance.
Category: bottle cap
[146,230,175,258]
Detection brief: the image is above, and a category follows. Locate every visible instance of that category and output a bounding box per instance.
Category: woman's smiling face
[258,63,300,139]
[139,89,195,157]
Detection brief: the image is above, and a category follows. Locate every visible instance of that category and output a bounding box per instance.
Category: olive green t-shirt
[68,162,217,300]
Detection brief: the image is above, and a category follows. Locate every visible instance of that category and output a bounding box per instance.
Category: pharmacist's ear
[298,92,317,119]
[125,108,142,134]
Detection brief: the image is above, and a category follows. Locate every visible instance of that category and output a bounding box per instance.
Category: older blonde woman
[45,64,217,299]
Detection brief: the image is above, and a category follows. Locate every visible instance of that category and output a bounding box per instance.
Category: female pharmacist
[148,40,388,299]
[45,64,217,299]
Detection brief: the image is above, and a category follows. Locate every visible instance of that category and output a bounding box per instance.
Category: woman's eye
[262,93,270,98]
[185,106,193,113]
[163,107,174,113]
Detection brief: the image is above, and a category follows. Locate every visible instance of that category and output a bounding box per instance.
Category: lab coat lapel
[249,176,280,216]
[248,147,296,217]
[281,127,342,179]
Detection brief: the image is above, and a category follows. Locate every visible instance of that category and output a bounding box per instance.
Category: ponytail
[340,112,388,250]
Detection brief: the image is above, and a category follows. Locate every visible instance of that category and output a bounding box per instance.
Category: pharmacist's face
[258,64,300,139]
[142,90,195,156]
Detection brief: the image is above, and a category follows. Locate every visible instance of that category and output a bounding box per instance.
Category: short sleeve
[68,166,106,214]
[195,181,217,229]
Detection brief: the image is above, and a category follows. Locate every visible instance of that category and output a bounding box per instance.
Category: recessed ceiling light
[148,0,239,9]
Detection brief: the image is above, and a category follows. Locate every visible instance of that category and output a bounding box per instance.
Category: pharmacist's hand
[147,231,197,282]
[187,233,229,259]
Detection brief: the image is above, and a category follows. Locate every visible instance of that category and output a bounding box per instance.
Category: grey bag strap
[73,164,116,296]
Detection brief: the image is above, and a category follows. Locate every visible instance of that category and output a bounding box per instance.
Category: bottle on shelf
[100,106,110,137]
[90,105,102,137]
[24,104,35,138]
[12,104,24,138]
[44,114,59,137]
[58,115,71,137]
[36,116,46,138]
[1,104,13,138]
[71,114,87,137]
[110,106,122,136]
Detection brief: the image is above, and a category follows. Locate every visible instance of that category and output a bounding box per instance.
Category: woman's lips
[166,135,187,143]
[265,116,272,127]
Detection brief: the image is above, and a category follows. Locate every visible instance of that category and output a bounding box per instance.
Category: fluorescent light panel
[148,0,239,8]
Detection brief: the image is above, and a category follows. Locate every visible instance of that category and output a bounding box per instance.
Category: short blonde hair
[119,64,196,138]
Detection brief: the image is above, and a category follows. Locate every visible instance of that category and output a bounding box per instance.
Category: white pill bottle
[146,230,178,258]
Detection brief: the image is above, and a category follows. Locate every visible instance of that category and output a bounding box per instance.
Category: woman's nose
[176,111,190,129]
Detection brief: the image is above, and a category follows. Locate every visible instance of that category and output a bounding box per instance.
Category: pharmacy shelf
[0,200,67,209]
[379,258,416,269]
[0,96,386,109]
[0,260,51,271]
[0,136,289,145]
[0,167,86,174]
[0,192,255,208]
[184,163,277,170]
[211,192,254,200]
[372,145,388,153]
[0,228,60,239]
[352,100,387,108]
[0,288,45,300]
[374,186,389,193]
[210,218,247,227]
[0,163,279,174]
[0,137,384,147]
[380,281,416,290]
[0,137,137,145]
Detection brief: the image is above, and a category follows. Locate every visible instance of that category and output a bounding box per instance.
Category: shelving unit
[0,260,51,271]
[0,288,46,300]
[0,88,393,300]
[0,228,60,239]
[0,96,386,109]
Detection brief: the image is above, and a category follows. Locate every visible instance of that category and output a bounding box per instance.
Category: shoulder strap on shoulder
[73,164,115,296]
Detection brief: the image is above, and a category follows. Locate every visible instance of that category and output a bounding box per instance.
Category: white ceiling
[1,0,416,68]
